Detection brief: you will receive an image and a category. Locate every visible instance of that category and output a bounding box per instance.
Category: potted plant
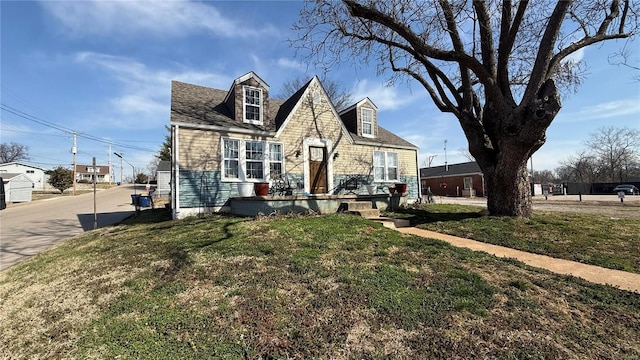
[254,181,269,196]
[395,182,408,194]
[237,182,254,197]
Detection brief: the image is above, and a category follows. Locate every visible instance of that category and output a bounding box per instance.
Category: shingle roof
[0,173,30,182]
[75,164,110,175]
[420,161,482,178]
[171,78,418,149]
[157,161,171,172]
[351,126,417,149]
[171,81,283,132]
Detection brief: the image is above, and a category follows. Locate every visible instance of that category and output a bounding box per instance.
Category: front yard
[1,209,638,359]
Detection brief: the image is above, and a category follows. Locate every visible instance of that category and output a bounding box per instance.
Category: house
[170,71,419,219]
[0,162,44,190]
[420,161,486,197]
[1,173,33,202]
[156,160,171,197]
[75,164,111,183]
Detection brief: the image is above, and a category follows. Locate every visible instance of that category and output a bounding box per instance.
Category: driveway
[0,185,139,271]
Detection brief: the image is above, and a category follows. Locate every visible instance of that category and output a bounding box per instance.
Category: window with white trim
[223,139,240,179]
[222,138,284,181]
[361,108,373,137]
[463,177,473,190]
[269,143,283,177]
[373,151,398,182]
[245,141,264,179]
[243,86,262,124]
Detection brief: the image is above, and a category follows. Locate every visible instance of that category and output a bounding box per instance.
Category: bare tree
[0,142,29,163]
[585,126,640,182]
[557,151,599,183]
[293,1,638,217]
[457,148,475,162]
[532,169,558,184]
[277,76,353,112]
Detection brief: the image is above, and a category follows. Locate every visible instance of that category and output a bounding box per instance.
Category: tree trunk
[483,158,532,217]
[462,80,560,218]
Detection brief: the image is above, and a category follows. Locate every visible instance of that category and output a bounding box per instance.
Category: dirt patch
[437,195,640,219]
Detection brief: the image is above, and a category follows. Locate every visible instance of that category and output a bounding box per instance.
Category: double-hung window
[223,139,240,179]
[361,108,373,137]
[245,141,264,179]
[373,151,398,182]
[222,138,283,181]
[243,86,262,124]
[269,143,283,177]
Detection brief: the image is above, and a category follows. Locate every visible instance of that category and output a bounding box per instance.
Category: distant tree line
[557,126,640,183]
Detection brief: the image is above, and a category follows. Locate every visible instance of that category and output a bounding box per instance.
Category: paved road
[0,185,139,271]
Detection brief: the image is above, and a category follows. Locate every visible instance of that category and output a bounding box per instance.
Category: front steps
[339,201,410,229]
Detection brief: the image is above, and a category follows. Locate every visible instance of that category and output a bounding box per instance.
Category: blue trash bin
[131,194,140,206]
[138,195,151,207]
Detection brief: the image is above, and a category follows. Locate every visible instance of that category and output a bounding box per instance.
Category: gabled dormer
[339,98,378,139]
[223,71,270,126]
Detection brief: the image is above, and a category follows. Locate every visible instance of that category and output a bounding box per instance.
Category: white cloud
[74,51,232,129]
[350,79,417,111]
[40,0,279,39]
[276,58,304,71]
[559,99,640,123]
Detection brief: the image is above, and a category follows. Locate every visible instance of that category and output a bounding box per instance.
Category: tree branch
[521,1,571,107]
[343,1,492,83]
[473,1,497,78]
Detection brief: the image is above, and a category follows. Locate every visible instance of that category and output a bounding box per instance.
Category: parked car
[613,184,639,195]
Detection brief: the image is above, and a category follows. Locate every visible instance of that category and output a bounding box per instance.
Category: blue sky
[2,1,639,182]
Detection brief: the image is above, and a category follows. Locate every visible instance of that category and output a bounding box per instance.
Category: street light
[113,152,136,195]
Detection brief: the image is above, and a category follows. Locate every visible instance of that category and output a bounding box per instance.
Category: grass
[1,209,639,359]
[387,203,640,273]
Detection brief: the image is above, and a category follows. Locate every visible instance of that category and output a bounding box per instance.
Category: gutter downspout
[172,125,180,219]
[415,150,421,200]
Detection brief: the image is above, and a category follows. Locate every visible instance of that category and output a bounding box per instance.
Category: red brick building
[420,161,486,197]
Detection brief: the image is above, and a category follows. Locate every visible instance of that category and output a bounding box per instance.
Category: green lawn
[1,209,639,359]
[387,203,640,273]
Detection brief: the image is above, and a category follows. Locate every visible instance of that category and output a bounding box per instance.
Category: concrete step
[370,217,411,229]
[341,201,373,211]
[348,208,381,219]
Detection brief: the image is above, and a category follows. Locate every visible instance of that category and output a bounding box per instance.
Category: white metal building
[0,162,45,190]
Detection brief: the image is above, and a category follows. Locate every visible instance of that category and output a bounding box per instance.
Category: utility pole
[72,132,77,196]
[444,139,448,172]
[93,157,97,230]
[119,153,123,185]
[108,145,112,185]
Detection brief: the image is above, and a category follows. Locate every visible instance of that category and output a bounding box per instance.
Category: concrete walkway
[397,227,640,293]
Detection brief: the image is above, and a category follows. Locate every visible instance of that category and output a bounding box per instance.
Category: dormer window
[361,108,374,137]
[243,86,263,125]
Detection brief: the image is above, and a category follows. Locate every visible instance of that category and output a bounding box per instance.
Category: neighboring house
[0,162,44,190]
[170,71,419,219]
[1,173,33,202]
[75,164,111,183]
[156,160,171,197]
[420,161,486,197]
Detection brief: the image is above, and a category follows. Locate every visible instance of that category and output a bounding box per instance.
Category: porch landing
[229,193,408,217]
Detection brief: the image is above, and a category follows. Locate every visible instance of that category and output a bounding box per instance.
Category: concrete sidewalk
[397,227,640,293]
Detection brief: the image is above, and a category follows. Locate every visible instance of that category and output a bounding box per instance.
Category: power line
[1,103,157,153]
[0,127,70,138]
